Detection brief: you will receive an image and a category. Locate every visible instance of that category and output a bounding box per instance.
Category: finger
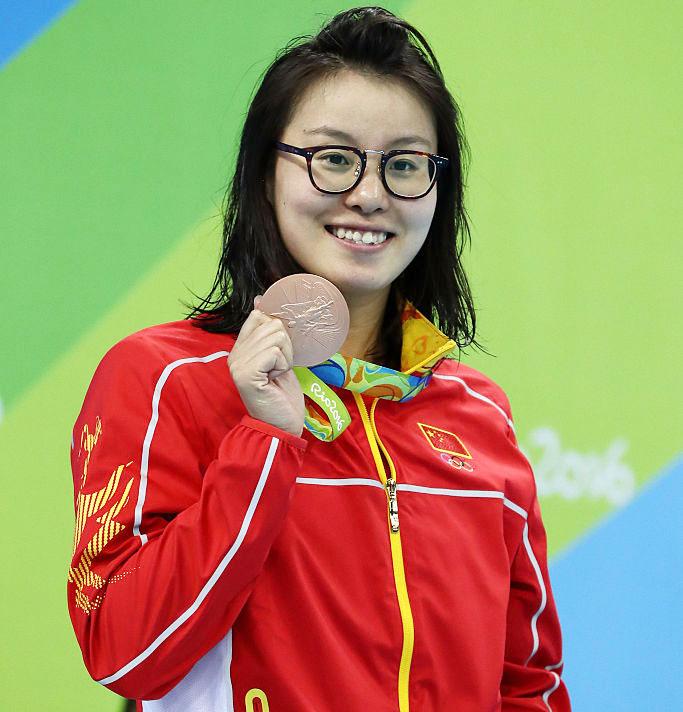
[235,307,274,343]
[251,344,289,380]
[273,367,303,395]
[247,326,295,371]
[244,318,290,350]
[279,327,294,367]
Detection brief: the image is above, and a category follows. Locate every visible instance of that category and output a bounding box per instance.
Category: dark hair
[188,6,478,365]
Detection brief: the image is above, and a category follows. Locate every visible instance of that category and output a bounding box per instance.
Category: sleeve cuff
[240,415,308,451]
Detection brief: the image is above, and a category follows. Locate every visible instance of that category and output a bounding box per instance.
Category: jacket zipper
[353,393,414,712]
[386,476,399,532]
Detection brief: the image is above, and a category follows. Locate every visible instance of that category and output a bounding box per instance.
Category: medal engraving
[259,274,350,366]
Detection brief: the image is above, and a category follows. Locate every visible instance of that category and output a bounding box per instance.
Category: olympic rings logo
[440,452,474,472]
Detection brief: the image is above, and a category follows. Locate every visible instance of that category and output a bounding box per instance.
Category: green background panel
[1,0,404,409]
[411,0,682,548]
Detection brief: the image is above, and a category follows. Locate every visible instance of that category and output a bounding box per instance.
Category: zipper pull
[386,477,399,532]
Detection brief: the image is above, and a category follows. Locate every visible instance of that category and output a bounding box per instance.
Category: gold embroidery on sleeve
[69,418,135,614]
[78,417,102,488]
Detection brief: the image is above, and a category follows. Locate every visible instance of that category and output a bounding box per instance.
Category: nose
[343,152,390,214]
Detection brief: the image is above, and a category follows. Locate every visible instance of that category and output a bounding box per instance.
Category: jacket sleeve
[500,485,571,710]
[476,380,571,710]
[67,335,307,700]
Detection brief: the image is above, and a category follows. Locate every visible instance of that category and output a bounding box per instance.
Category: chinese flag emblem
[417,422,472,459]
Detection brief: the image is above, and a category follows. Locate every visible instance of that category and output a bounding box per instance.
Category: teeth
[330,227,388,244]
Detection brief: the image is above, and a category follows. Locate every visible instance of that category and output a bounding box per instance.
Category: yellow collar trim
[399,302,458,375]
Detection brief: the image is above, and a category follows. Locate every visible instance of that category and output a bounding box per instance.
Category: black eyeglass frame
[275,141,449,200]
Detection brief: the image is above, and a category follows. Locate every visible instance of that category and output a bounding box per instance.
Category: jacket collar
[398,301,459,376]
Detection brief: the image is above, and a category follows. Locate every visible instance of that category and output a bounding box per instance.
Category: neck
[339,288,391,362]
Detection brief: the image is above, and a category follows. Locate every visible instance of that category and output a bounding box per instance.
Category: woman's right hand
[228,296,305,437]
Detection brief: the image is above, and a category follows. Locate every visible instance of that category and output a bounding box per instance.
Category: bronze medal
[259,274,350,366]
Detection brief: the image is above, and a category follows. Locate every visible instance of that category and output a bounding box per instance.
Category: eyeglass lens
[310,148,436,197]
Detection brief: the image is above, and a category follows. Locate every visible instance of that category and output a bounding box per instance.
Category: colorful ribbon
[295,302,458,442]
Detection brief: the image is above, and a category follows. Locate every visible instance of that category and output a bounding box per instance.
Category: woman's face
[270,69,438,303]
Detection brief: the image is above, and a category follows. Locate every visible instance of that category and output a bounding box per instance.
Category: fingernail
[254,295,262,310]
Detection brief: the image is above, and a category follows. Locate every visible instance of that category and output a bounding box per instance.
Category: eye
[389,158,418,172]
[316,151,353,168]
[327,153,349,165]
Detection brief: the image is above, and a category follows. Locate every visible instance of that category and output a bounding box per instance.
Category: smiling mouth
[324,225,395,245]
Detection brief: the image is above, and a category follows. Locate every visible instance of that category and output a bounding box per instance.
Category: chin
[335,277,393,299]
[295,259,394,297]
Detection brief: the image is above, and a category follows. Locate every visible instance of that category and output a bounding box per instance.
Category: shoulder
[431,360,538,507]
[85,320,238,402]
[98,320,236,371]
[432,358,514,430]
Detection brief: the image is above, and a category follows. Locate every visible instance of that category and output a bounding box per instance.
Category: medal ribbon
[294,302,458,442]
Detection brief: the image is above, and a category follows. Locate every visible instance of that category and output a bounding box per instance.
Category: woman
[69,7,571,711]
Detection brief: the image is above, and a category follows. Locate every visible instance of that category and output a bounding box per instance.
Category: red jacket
[68,318,571,711]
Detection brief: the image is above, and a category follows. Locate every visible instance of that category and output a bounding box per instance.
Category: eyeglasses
[275,141,449,200]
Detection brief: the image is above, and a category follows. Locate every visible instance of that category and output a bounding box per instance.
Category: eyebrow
[303,125,433,150]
